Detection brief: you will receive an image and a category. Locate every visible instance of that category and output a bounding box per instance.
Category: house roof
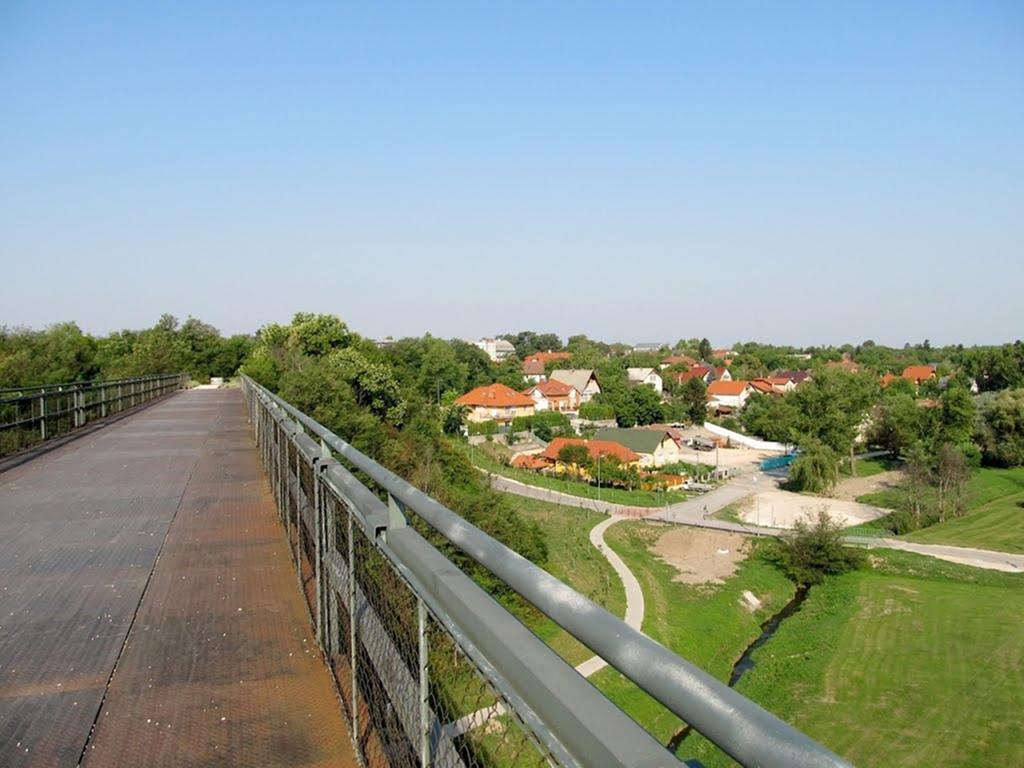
[541,437,639,464]
[902,365,936,382]
[522,359,545,375]
[707,380,751,396]
[714,367,730,377]
[524,380,577,398]
[593,427,671,455]
[749,378,776,394]
[550,369,598,393]
[511,454,550,470]
[523,351,571,365]
[773,370,812,384]
[455,383,534,408]
[880,373,899,387]
[674,366,710,384]
[627,367,658,381]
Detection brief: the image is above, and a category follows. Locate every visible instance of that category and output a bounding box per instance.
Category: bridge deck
[0,389,355,767]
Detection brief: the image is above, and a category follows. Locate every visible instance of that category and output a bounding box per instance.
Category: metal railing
[0,373,188,458]
[241,375,852,768]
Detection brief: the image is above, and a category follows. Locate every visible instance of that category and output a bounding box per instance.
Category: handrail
[0,373,188,458]
[241,375,852,768]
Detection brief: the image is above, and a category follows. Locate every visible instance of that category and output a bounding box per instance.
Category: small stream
[666,585,810,752]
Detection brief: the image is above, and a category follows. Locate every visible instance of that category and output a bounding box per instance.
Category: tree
[901,442,935,530]
[681,378,708,424]
[698,338,712,361]
[767,509,865,586]
[288,313,351,357]
[978,388,1024,467]
[871,387,923,457]
[787,440,840,494]
[939,384,975,447]
[557,443,592,478]
[935,443,971,521]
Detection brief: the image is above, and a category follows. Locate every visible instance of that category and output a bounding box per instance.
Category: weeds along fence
[0,373,188,458]
[241,375,852,768]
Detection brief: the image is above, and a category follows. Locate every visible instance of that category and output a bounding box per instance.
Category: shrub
[766,508,865,586]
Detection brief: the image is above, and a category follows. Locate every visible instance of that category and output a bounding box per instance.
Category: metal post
[347,508,358,748]
[294,445,302,569]
[313,457,324,647]
[100,383,107,418]
[39,395,46,440]
[418,599,430,768]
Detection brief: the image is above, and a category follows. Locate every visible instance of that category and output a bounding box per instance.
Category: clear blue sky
[2,1,1022,346]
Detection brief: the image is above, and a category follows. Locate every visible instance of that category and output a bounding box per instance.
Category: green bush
[766,509,865,585]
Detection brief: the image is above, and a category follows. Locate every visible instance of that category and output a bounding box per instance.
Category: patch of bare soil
[651,528,748,585]
[833,469,905,502]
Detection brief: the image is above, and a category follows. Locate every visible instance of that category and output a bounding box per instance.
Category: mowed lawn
[506,496,626,666]
[686,552,1024,768]
[903,466,1024,553]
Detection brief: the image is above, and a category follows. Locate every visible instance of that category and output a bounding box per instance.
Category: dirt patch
[833,469,905,502]
[651,528,748,585]
[739,489,888,529]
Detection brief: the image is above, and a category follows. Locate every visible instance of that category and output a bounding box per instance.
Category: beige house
[627,367,664,394]
[456,383,535,425]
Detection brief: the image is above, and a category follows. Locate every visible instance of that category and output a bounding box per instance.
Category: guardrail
[0,373,188,458]
[241,375,853,768]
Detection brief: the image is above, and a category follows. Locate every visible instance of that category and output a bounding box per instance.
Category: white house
[627,368,663,394]
[705,380,753,412]
[474,337,516,362]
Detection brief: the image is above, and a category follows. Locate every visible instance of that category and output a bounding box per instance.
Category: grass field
[506,496,625,666]
[471,447,690,507]
[841,456,898,478]
[591,521,794,748]
[858,466,1024,552]
[685,551,1024,768]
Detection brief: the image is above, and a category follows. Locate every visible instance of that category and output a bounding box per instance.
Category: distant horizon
[2,311,1020,351]
[2,3,1022,348]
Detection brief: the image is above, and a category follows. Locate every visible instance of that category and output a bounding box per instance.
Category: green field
[686,551,1024,767]
[507,496,626,665]
[858,466,1024,553]
[472,447,690,507]
[591,522,795,748]
[841,456,898,478]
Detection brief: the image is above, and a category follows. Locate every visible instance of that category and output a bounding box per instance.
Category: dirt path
[651,527,748,585]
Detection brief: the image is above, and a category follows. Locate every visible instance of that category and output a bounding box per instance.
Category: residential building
[672,365,714,386]
[522,358,546,383]
[522,380,582,413]
[475,337,516,362]
[826,353,860,374]
[632,342,664,353]
[706,380,754,413]
[660,354,697,370]
[455,383,535,425]
[523,437,641,475]
[714,367,732,382]
[593,427,682,468]
[521,351,571,383]
[626,367,664,393]
[902,365,937,386]
[772,370,813,386]
[549,369,602,402]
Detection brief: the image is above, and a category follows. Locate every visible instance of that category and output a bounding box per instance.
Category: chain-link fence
[242,376,852,768]
[0,374,187,458]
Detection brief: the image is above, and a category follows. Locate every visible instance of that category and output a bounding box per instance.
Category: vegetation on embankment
[505,496,625,666]
[685,550,1024,768]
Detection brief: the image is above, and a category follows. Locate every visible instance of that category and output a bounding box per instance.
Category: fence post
[347,507,358,752]
[418,599,431,768]
[39,395,47,440]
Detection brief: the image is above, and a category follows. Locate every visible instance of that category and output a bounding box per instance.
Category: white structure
[705,380,753,412]
[626,368,663,394]
[549,370,602,403]
[474,337,516,362]
[703,422,792,452]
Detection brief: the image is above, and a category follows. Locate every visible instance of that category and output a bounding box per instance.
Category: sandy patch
[833,469,905,502]
[651,528,748,585]
[739,489,888,529]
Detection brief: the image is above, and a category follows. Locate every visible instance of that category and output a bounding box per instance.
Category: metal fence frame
[241,375,852,768]
[0,373,188,458]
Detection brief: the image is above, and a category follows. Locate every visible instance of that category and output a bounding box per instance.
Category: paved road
[0,389,355,768]
[488,471,1023,572]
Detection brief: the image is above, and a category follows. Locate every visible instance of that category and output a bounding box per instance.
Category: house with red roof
[522,380,581,413]
[673,365,714,386]
[902,365,937,386]
[660,354,697,370]
[706,380,754,413]
[456,383,535,426]
[540,437,640,466]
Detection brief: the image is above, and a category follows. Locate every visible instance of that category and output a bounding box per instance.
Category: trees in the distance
[977,388,1024,467]
[787,440,840,494]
